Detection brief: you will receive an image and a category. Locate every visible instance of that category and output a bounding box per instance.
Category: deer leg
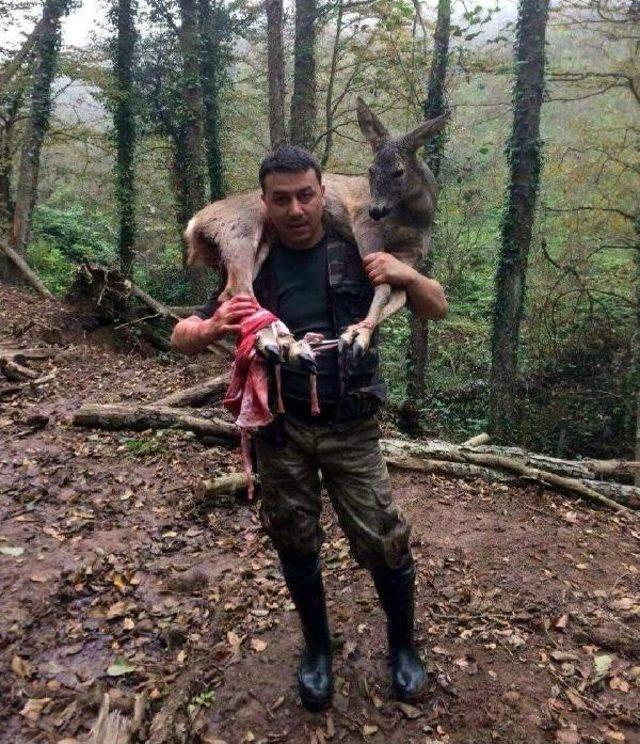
[255,320,300,363]
[339,283,393,359]
[255,324,281,362]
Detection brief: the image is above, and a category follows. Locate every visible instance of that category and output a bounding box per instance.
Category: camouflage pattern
[255,415,412,570]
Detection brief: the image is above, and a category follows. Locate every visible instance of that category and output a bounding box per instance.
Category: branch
[0,17,45,92]
[543,204,636,222]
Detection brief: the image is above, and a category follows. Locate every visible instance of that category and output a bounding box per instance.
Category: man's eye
[299,192,313,203]
[274,197,287,206]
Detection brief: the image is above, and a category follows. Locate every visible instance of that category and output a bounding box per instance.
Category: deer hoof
[289,340,317,374]
[339,324,372,358]
[255,328,283,362]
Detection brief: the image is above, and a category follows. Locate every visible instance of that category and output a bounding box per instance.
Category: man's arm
[170,295,258,355]
[362,252,448,320]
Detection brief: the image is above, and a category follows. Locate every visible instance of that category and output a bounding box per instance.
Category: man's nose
[289,198,303,216]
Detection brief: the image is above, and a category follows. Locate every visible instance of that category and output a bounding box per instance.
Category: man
[171,147,447,711]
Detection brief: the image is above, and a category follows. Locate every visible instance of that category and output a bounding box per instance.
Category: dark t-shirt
[271,233,339,405]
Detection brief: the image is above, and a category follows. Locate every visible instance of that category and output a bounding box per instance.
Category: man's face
[261,168,325,249]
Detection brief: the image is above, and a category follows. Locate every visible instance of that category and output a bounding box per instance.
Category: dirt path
[1,286,639,744]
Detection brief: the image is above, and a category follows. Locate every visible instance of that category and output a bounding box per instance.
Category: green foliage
[27,188,117,294]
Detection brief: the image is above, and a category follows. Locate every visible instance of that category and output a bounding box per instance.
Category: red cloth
[224,308,279,500]
[223,308,278,429]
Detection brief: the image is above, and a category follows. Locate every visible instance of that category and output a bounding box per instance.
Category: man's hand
[209,295,258,337]
[363,252,419,288]
[363,252,448,321]
[171,295,258,355]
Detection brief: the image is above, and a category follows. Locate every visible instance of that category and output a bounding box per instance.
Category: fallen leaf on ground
[107,659,136,676]
[594,654,614,678]
[1,546,24,556]
[555,614,569,630]
[250,638,267,653]
[609,676,629,692]
[602,730,625,743]
[20,697,51,722]
[555,730,580,744]
[363,724,378,736]
[11,655,32,678]
[397,701,422,719]
[609,597,635,612]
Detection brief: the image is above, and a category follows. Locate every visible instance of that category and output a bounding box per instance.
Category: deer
[185,97,449,368]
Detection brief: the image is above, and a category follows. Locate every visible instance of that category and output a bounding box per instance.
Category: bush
[28,189,117,294]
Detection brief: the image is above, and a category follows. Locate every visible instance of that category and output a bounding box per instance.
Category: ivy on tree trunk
[199,0,226,202]
[112,0,137,280]
[488,0,550,442]
[5,0,70,285]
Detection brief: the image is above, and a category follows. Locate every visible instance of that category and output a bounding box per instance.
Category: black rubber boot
[372,560,426,701]
[280,553,333,711]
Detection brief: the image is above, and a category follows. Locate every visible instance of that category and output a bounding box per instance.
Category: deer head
[356,97,449,223]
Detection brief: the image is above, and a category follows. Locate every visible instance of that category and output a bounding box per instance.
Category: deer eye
[394,168,404,178]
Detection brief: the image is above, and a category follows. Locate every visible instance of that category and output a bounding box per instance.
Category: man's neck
[279,225,326,251]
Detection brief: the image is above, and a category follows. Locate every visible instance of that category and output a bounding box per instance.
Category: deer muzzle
[369,205,391,221]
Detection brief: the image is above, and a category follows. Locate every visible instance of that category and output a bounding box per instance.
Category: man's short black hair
[259,146,322,192]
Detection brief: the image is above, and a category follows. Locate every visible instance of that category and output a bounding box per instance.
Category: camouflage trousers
[254,415,412,570]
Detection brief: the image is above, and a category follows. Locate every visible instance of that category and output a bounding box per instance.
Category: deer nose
[369,205,389,221]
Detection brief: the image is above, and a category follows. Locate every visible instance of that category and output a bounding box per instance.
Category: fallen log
[0,240,55,299]
[71,402,639,512]
[461,450,633,514]
[384,438,640,481]
[461,432,491,447]
[72,403,238,440]
[195,472,248,503]
[384,454,513,482]
[382,441,640,512]
[0,348,55,381]
[153,373,229,408]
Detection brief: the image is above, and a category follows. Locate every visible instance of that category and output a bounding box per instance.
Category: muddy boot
[280,553,333,711]
[372,560,426,701]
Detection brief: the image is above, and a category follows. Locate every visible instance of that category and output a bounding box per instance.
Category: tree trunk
[320,0,343,167]
[266,0,287,151]
[290,0,317,150]
[199,0,226,202]
[0,91,21,230]
[488,0,549,442]
[112,0,137,279]
[402,0,451,431]
[635,212,640,485]
[5,0,69,284]
[0,17,45,93]
[177,0,208,301]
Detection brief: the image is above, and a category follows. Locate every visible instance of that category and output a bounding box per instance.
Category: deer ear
[356,97,389,152]
[401,111,450,151]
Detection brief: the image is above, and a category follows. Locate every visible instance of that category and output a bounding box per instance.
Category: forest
[1,1,639,743]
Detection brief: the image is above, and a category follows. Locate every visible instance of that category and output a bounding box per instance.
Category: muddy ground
[1,285,639,744]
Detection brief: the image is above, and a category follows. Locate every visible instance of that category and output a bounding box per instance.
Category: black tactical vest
[254,230,387,422]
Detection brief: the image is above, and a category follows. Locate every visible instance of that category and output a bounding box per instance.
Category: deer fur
[185,98,449,357]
